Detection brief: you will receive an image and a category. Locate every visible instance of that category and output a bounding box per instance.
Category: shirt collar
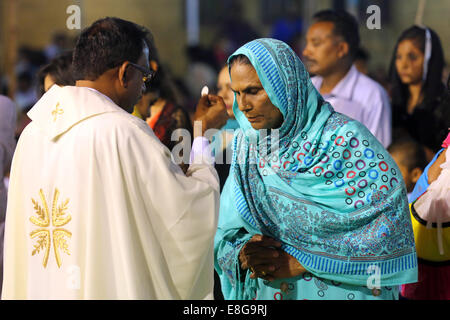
[314,64,359,101]
[27,85,124,141]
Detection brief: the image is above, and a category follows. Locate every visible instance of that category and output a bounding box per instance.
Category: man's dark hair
[313,9,360,59]
[37,51,76,96]
[73,17,149,80]
[355,47,370,62]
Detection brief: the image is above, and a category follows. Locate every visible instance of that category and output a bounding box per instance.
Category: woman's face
[395,39,425,85]
[230,62,283,130]
[217,66,235,118]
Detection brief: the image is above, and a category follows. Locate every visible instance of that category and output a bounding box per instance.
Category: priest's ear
[118,61,131,88]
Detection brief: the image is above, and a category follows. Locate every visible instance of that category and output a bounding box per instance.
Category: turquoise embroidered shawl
[214,38,417,299]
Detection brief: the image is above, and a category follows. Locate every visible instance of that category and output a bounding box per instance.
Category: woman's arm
[428,148,447,184]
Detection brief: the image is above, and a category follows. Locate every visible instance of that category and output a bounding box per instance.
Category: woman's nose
[238,95,250,111]
[397,58,408,70]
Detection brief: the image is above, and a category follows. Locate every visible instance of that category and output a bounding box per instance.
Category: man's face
[302,21,344,76]
[121,45,150,111]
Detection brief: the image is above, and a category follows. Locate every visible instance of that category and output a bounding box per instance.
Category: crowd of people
[0,8,449,300]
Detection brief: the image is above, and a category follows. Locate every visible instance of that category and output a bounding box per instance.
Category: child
[388,137,428,201]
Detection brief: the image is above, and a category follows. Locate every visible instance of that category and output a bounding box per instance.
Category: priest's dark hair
[73,17,149,81]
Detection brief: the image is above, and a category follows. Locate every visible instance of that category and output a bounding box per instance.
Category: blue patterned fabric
[221,119,240,131]
[214,38,418,300]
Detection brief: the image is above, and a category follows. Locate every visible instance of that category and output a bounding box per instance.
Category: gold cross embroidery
[30,188,72,268]
[51,102,64,122]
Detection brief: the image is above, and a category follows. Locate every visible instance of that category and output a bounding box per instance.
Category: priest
[2,17,228,299]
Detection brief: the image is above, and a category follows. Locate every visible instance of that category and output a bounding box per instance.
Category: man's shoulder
[354,71,388,99]
[85,112,169,160]
[90,110,151,134]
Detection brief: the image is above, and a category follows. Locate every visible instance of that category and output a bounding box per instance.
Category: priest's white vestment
[1,86,220,299]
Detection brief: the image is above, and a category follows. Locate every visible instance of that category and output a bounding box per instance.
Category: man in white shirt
[2,17,228,300]
[303,10,391,148]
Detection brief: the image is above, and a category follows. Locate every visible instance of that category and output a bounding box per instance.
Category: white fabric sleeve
[124,128,220,299]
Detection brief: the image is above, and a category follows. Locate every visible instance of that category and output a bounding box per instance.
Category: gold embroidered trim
[30,188,72,268]
[51,102,64,122]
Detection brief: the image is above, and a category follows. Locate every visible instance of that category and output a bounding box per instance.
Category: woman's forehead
[398,38,423,52]
[230,64,262,88]
[230,63,257,79]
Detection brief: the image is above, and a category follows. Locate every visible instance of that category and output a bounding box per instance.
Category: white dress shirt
[311,65,392,148]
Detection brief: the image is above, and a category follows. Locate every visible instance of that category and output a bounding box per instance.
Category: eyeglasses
[128,62,155,84]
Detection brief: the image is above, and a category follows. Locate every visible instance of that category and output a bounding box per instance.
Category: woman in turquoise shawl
[214,38,418,300]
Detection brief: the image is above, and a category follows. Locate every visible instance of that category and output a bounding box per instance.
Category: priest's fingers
[194,95,210,116]
[204,95,228,128]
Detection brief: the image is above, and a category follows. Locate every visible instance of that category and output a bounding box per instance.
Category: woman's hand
[266,250,306,281]
[239,234,305,281]
[239,234,281,280]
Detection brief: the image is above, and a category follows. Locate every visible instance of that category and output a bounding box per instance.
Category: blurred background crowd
[0,0,449,141]
[1,0,450,300]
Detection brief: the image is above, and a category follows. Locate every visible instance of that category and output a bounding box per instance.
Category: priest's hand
[193,94,229,137]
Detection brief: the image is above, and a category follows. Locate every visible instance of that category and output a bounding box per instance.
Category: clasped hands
[238,234,306,282]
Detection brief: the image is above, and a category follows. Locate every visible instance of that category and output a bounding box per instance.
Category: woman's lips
[247,115,262,122]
